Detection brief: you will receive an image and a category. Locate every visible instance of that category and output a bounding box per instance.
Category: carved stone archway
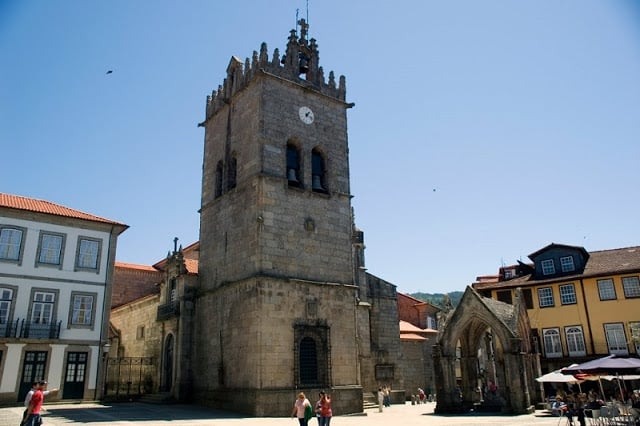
[434,286,539,414]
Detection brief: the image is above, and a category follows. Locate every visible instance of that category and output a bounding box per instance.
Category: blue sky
[2,1,639,294]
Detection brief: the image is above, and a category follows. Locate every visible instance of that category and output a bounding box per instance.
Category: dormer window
[541,259,555,276]
[504,269,514,279]
[560,256,575,273]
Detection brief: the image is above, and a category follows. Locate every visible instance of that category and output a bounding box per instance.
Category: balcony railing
[0,319,62,339]
[21,320,62,339]
[156,301,180,321]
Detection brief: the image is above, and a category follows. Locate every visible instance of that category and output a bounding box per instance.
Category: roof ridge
[0,192,127,227]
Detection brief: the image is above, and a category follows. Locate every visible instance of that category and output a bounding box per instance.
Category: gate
[103,357,155,400]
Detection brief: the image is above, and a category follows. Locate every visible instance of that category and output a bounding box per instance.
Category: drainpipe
[579,278,595,354]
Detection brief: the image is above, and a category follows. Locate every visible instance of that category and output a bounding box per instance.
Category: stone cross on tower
[298,18,309,43]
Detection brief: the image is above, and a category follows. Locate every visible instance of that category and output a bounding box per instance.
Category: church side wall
[110,295,162,360]
[363,275,404,395]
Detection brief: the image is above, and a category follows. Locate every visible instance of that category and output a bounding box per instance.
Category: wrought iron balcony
[156,301,180,321]
[21,320,62,339]
[0,319,62,339]
[0,319,20,338]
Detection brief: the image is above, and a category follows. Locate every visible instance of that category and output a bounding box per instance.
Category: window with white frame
[0,288,14,325]
[37,232,64,266]
[75,237,101,271]
[0,226,25,262]
[69,293,95,327]
[537,287,554,307]
[559,284,577,305]
[31,291,55,325]
[541,259,556,275]
[622,276,640,298]
[560,256,575,273]
[604,323,628,355]
[565,326,586,357]
[543,328,562,358]
[597,279,616,300]
[629,322,640,355]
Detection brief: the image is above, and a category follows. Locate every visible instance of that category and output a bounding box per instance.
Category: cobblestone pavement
[0,401,566,426]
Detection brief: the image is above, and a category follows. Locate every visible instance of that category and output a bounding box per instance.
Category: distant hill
[409,291,463,308]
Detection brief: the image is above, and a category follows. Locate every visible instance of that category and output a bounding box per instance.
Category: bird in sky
[106,70,113,74]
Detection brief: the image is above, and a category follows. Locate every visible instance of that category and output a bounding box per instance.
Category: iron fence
[104,357,156,400]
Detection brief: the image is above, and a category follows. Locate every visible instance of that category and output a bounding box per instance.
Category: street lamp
[102,342,111,399]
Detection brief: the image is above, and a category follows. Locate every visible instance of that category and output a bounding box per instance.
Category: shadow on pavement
[45,402,249,423]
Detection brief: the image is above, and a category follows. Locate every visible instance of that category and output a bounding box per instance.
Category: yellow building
[472,243,640,372]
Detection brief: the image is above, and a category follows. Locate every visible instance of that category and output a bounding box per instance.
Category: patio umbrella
[536,370,584,384]
[561,355,640,375]
[562,355,640,399]
[538,365,585,393]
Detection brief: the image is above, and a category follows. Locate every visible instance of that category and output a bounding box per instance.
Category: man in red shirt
[22,380,45,426]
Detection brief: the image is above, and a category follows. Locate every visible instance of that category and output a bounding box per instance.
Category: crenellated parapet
[205,19,346,121]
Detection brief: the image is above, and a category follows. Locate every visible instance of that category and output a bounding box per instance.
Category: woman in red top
[316,391,332,426]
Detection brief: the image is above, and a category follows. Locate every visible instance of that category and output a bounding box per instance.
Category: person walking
[22,381,45,426]
[291,392,312,426]
[316,391,332,426]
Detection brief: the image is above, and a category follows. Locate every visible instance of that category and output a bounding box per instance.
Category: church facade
[109,22,404,416]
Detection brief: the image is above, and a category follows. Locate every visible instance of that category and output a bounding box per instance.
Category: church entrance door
[162,334,174,392]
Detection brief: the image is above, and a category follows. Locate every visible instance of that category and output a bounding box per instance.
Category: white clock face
[299,106,314,124]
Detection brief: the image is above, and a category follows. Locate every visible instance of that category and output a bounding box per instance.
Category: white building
[0,193,127,404]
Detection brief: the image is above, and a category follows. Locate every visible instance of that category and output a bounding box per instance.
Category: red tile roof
[112,262,161,308]
[400,333,428,341]
[184,258,199,274]
[0,193,127,229]
[399,320,426,333]
[114,261,158,272]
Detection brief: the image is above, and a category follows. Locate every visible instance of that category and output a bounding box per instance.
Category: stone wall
[191,276,362,415]
[199,74,353,293]
[362,273,404,395]
[110,294,162,361]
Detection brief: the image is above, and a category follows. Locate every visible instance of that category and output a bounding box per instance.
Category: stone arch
[434,286,539,414]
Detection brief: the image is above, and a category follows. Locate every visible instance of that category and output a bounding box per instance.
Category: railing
[0,319,62,339]
[156,301,180,321]
[21,320,62,339]
[104,357,156,400]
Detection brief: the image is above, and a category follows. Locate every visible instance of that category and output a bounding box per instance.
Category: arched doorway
[162,334,174,392]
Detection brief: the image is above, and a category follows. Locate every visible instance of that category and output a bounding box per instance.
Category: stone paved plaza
[0,401,567,426]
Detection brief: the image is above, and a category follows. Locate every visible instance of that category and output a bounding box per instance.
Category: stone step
[138,392,174,404]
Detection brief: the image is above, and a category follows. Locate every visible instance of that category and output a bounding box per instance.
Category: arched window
[286,144,302,187]
[565,326,586,357]
[215,161,224,198]
[299,337,318,385]
[311,148,327,193]
[542,328,562,358]
[227,155,237,190]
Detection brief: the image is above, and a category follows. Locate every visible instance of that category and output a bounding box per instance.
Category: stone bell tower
[195,20,365,415]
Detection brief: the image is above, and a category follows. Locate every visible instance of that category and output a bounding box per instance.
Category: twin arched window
[287,143,327,193]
